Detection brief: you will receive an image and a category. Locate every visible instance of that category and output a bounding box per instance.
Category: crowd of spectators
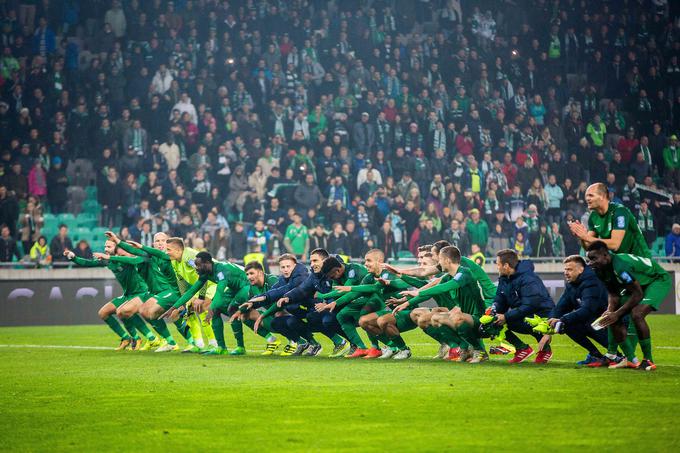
[3,0,680,266]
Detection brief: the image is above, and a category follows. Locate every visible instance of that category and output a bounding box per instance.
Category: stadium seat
[84,186,98,200]
[397,250,414,259]
[81,199,102,215]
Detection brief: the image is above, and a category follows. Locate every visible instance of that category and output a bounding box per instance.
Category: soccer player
[373,248,444,359]
[64,240,161,350]
[541,255,610,366]
[313,256,370,357]
[490,249,555,364]
[395,246,489,363]
[315,251,405,358]
[168,251,279,355]
[586,241,671,370]
[106,231,187,352]
[568,182,651,361]
[164,237,218,352]
[273,248,350,357]
[249,254,321,356]
[232,261,283,355]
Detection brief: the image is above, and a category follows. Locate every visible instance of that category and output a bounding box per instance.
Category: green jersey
[118,242,178,294]
[318,270,409,310]
[249,274,279,298]
[72,255,149,297]
[460,256,497,303]
[598,253,669,289]
[173,261,249,309]
[284,224,309,255]
[407,267,485,317]
[401,272,452,308]
[587,202,651,258]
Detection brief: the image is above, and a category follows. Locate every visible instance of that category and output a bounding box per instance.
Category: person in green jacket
[662,135,680,188]
[586,114,607,149]
[466,209,489,251]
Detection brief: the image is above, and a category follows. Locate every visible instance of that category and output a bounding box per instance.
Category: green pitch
[2,317,680,452]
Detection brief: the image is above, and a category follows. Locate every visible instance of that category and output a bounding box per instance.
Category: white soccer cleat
[433,343,449,359]
[155,343,179,353]
[392,349,412,360]
[378,347,396,359]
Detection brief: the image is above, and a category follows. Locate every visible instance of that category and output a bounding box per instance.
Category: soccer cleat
[304,343,323,356]
[577,354,603,366]
[446,347,461,361]
[140,337,162,351]
[509,346,535,363]
[378,347,396,359]
[469,350,489,364]
[181,345,201,353]
[115,339,132,351]
[392,349,412,360]
[534,349,553,364]
[458,347,473,362]
[347,348,369,358]
[489,345,512,355]
[155,343,179,353]
[130,338,142,351]
[433,343,450,359]
[638,359,656,371]
[201,346,227,355]
[292,343,308,356]
[329,340,350,358]
[602,354,624,367]
[229,346,246,356]
[363,347,383,359]
[608,358,639,369]
[261,340,282,356]
[279,343,298,356]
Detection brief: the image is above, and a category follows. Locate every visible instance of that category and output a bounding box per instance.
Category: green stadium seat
[85,186,98,200]
[57,213,76,224]
[397,250,414,259]
[81,199,102,215]
[76,213,98,229]
[43,214,59,231]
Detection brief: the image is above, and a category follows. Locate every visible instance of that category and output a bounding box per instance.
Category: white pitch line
[0,344,113,350]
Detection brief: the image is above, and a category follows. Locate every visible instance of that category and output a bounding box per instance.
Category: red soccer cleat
[508,346,535,363]
[363,347,382,359]
[446,347,461,361]
[534,349,553,364]
[347,348,369,358]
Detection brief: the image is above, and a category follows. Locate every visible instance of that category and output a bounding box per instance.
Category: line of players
[62,183,669,369]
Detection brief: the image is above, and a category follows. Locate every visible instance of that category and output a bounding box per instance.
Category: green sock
[173,318,193,343]
[618,339,636,361]
[243,318,271,339]
[437,327,464,349]
[367,334,380,349]
[104,316,130,340]
[639,338,653,361]
[423,326,445,344]
[457,323,484,350]
[339,318,366,349]
[231,319,245,348]
[390,335,407,350]
[627,321,639,355]
[150,319,176,345]
[131,314,155,340]
[121,317,140,340]
[606,328,618,355]
[211,315,226,349]
[331,334,345,346]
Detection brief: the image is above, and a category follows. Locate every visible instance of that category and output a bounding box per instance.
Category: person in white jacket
[171,93,197,124]
[151,64,174,95]
[356,160,383,189]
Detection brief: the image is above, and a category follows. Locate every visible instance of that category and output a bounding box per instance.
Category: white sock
[194,338,205,348]
[208,339,218,347]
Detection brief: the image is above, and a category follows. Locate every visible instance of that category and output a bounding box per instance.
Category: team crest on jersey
[381,272,390,280]
[616,216,625,228]
[453,272,463,281]
[348,268,356,279]
[618,271,633,284]
[217,272,225,281]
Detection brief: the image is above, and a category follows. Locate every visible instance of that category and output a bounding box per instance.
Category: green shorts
[153,290,182,310]
[640,274,672,311]
[395,309,416,333]
[111,292,149,308]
